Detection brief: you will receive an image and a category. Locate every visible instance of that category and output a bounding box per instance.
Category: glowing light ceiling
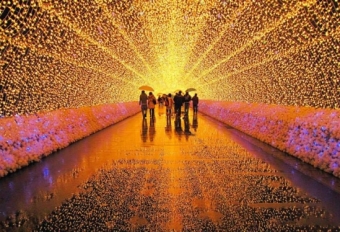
[0,0,339,116]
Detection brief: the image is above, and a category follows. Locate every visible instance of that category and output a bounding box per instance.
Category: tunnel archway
[0,0,339,177]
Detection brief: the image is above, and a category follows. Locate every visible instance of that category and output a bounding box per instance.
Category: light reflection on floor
[0,106,340,230]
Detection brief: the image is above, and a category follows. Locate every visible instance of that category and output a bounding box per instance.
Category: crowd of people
[139,90,199,119]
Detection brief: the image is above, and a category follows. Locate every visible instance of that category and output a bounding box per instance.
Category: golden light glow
[0,0,339,116]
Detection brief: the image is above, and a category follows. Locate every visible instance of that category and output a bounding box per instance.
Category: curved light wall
[0,0,339,117]
[0,0,339,177]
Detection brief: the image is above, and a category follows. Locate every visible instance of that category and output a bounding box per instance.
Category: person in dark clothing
[173,91,184,118]
[157,96,163,106]
[192,93,199,114]
[139,90,148,118]
[183,91,191,117]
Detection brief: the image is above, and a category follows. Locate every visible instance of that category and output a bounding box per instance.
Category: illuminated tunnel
[0,0,339,178]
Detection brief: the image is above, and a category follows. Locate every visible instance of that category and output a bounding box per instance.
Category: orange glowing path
[0,107,340,230]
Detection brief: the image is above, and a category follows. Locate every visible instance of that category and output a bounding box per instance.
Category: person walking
[147,92,156,119]
[139,90,148,118]
[192,93,199,114]
[157,95,163,107]
[183,91,191,117]
[173,91,184,118]
[165,93,174,117]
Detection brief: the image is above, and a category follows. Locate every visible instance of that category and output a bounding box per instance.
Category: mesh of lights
[0,0,339,117]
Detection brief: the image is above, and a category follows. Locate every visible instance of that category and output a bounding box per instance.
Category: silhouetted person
[139,90,148,118]
[192,93,199,114]
[157,96,163,106]
[183,91,191,117]
[174,91,184,118]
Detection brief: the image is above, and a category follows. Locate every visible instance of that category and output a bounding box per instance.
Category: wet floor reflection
[0,107,340,230]
[141,118,148,143]
[192,113,198,132]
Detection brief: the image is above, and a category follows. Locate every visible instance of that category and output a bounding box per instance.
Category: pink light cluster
[199,100,340,178]
[0,102,139,177]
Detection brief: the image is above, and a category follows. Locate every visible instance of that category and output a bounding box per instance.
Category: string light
[0,0,339,117]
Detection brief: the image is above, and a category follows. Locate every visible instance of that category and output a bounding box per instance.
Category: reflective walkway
[1,106,340,231]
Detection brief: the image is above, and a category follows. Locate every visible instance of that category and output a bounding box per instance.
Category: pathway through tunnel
[0,106,340,231]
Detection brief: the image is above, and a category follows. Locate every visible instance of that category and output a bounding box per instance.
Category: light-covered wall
[199,101,340,178]
[1,0,339,117]
[0,102,139,177]
[0,1,339,177]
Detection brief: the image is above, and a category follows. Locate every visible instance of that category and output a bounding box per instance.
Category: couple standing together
[139,90,156,118]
